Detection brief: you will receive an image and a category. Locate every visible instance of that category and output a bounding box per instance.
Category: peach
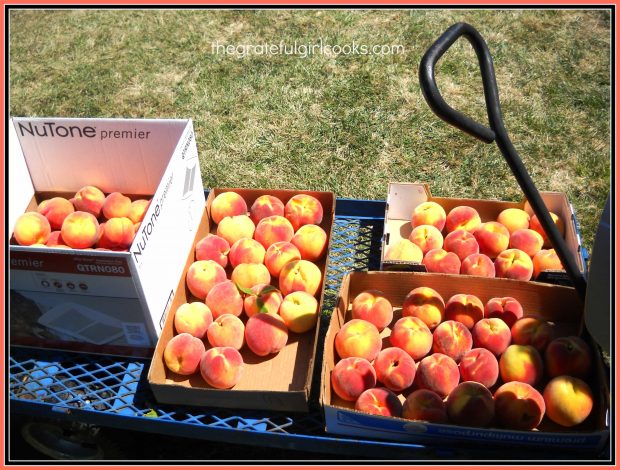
[484,297,523,328]
[284,194,324,231]
[414,353,460,398]
[497,208,530,234]
[472,318,511,356]
[207,313,245,350]
[264,241,302,278]
[384,239,423,263]
[200,346,244,389]
[422,248,461,274]
[174,302,213,339]
[254,215,294,250]
[128,199,150,224]
[351,290,393,331]
[250,195,285,224]
[509,229,544,258]
[231,263,271,291]
[229,238,266,268]
[244,284,283,318]
[494,248,534,281]
[529,212,565,248]
[373,347,417,392]
[408,224,443,255]
[291,224,328,261]
[331,357,377,402]
[186,260,227,300]
[545,336,592,379]
[511,316,554,352]
[13,212,51,246]
[244,312,288,357]
[460,253,495,277]
[163,333,205,375]
[279,259,322,296]
[37,197,74,230]
[432,320,473,362]
[334,319,382,362]
[60,211,99,249]
[443,229,479,261]
[473,221,510,259]
[445,206,482,233]
[217,215,255,246]
[458,348,499,388]
[411,201,447,231]
[70,185,105,217]
[46,230,68,248]
[494,381,546,430]
[444,293,484,330]
[102,192,131,219]
[401,287,445,330]
[195,234,230,268]
[543,375,594,427]
[210,191,248,225]
[446,381,495,427]
[205,280,243,319]
[499,344,544,386]
[532,249,564,279]
[355,387,402,417]
[402,389,448,423]
[279,291,319,333]
[390,316,433,361]
[96,217,135,250]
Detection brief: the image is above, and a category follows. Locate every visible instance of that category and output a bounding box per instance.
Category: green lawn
[9,9,610,253]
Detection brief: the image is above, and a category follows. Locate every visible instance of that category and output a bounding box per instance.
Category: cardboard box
[320,271,609,451]
[9,117,205,357]
[148,188,335,412]
[381,182,585,284]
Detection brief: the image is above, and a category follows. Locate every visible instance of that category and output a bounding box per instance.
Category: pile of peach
[12,185,150,251]
[385,201,566,281]
[331,288,596,430]
[163,191,327,389]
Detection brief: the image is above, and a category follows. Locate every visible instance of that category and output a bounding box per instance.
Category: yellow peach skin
[71,185,105,217]
[264,241,302,278]
[529,212,565,248]
[384,239,423,263]
[284,194,324,231]
[411,201,447,231]
[97,217,135,250]
[243,284,283,317]
[128,199,151,224]
[186,260,227,300]
[229,238,266,268]
[102,192,132,219]
[532,249,564,279]
[250,194,285,224]
[473,221,510,259]
[543,375,594,427]
[37,197,74,230]
[409,224,444,255]
[497,208,530,234]
[494,248,534,281]
[279,291,319,333]
[278,259,322,296]
[207,313,245,350]
[210,191,248,225]
[231,263,271,291]
[200,346,244,389]
[174,302,213,339]
[13,212,52,246]
[163,333,205,375]
[290,224,328,261]
[217,215,255,246]
[351,290,393,331]
[335,319,382,362]
[401,286,445,330]
[445,206,482,233]
[60,211,100,249]
[254,215,294,250]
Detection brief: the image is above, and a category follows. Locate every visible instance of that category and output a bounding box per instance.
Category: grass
[9,9,610,253]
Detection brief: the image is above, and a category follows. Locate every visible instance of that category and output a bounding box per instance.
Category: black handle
[419,22,588,301]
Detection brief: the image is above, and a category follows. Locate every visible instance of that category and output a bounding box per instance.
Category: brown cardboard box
[149,188,335,412]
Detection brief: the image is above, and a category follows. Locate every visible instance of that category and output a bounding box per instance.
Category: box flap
[8,119,35,236]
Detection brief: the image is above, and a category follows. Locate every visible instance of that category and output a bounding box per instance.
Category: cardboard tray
[320,271,610,451]
[148,188,335,412]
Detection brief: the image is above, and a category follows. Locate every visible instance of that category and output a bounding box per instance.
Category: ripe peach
[409,224,444,255]
[444,293,484,330]
[511,316,554,352]
[244,284,283,318]
[402,389,448,423]
[200,346,244,389]
[102,192,131,219]
[210,191,248,225]
[529,212,565,248]
[545,336,592,379]
[384,239,423,263]
[446,381,495,427]
[284,194,324,231]
[217,215,255,246]
[207,313,245,350]
[494,248,534,281]
[445,206,482,233]
[497,208,530,234]
[174,302,213,339]
[411,201,447,231]
[401,286,445,330]
[250,194,285,224]
[60,211,100,249]
[13,212,51,246]
[334,319,382,362]
[244,312,288,357]
[70,185,105,217]
[278,259,322,296]
[472,318,511,356]
[46,230,68,248]
[532,249,564,279]
[231,263,271,291]
[422,248,461,274]
[97,217,135,250]
[484,297,523,328]
[331,357,377,402]
[373,347,417,392]
[229,238,266,268]
[186,260,227,300]
[128,199,150,224]
[351,290,393,331]
[473,221,510,259]
[254,215,295,250]
[355,387,402,417]
[390,316,433,361]
[264,241,302,277]
[414,353,460,398]
[543,375,594,427]
[206,280,243,319]
[443,229,479,261]
[510,229,544,258]
[291,224,328,261]
[37,197,74,230]
[163,333,205,375]
[494,381,546,430]
[432,320,473,362]
[458,348,499,388]
[195,234,230,268]
[499,344,544,386]
[279,291,319,333]
[460,253,495,277]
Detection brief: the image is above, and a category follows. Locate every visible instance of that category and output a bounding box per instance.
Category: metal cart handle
[419,22,587,301]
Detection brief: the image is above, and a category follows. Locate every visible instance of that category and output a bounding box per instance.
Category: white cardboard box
[9,117,205,357]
